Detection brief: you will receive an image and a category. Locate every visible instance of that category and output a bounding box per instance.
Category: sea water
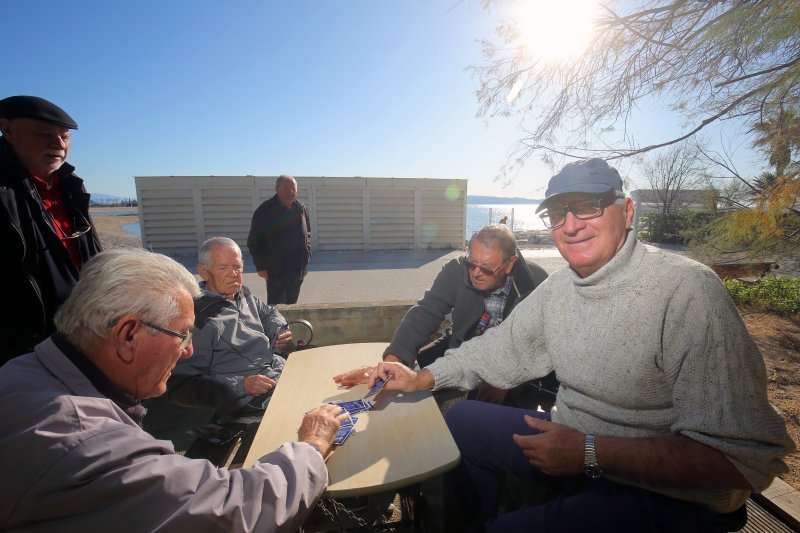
[119,204,544,239]
[466,204,544,238]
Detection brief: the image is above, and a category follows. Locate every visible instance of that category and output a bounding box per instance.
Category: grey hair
[468,224,518,260]
[198,237,241,267]
[276,174,296,186]
[54,249,201,349]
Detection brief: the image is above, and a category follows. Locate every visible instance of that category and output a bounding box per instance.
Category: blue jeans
[444,400,745,532]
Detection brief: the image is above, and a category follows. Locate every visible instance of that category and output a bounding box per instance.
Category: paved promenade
[171,248,568,305]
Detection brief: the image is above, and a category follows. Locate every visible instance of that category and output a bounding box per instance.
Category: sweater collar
[569,230,642,288]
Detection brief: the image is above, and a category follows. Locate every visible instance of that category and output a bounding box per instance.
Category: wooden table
[244,342,461,498]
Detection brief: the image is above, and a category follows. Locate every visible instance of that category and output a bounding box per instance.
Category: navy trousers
[444,400,745,532]
[266,274,304,305]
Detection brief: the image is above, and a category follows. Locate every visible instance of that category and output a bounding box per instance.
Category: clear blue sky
[2,1,764,199]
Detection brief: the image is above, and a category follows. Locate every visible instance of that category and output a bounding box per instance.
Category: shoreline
[90,209,142,249]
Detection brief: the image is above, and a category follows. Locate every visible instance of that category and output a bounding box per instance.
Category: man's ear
[623,197,635,230]
[197,263,210,281]
[505,254,518,274]
[110,315,139,364]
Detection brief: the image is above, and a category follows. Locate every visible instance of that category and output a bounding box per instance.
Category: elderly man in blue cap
[348,158,794,531]
[0,96,102,364]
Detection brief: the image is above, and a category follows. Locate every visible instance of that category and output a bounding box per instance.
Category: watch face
[584,464,603,479]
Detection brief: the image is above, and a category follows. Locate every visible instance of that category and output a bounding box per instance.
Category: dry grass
[743,312,800,489]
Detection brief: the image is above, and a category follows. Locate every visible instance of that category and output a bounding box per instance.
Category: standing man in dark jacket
[247,175,311,304]
[0,96,102,364]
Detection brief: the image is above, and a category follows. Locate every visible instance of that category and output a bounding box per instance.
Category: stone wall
[277,300,418,348]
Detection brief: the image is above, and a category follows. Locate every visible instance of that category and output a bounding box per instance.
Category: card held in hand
[363,373,392,399]
[334,416,358,446]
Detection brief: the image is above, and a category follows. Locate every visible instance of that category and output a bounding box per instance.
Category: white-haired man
[345,159,794,531]
[0,249,346,531]
[168,237,293,421]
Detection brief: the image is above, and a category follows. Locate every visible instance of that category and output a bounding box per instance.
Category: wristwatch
[583,433,603,479]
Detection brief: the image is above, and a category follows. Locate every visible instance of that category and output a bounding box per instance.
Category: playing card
[363,373,392,399]
[331,399,374,415]
[333,416,358,445]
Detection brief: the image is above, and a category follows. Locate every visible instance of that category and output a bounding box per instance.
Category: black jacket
[385,251,548,366]
[0,137,102,364]
[247,195,311,278]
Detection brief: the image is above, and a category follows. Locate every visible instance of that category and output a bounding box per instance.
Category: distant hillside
[91,193,137,205]
[468,195,542,204]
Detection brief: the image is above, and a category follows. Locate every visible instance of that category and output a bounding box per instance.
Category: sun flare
[512,0,600,64]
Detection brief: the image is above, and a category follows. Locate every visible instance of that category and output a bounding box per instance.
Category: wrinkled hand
[332,365,375,388]
[257,269,268,280]
[512,416,585,476]
[274,329,293,350]
[299,403,351,457]
[369,361,423,392]
[243,374,277,396]
[475,383,508,404]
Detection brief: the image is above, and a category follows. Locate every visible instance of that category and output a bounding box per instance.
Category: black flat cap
[0,95,78,129]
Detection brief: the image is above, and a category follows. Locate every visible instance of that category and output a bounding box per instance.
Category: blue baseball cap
[536,159,623,213]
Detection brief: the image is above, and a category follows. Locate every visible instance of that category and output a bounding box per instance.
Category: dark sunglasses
[465,256,510,276]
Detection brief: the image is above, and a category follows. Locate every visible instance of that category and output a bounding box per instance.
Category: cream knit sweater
[428,232,795,512]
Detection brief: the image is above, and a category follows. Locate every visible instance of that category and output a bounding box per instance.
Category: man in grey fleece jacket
[347,159,795,531]
[169,237,293,420]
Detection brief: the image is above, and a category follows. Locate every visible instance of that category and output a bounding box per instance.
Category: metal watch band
[583,433,603,479]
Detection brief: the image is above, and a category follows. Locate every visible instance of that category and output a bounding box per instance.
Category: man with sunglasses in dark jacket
[337,224,553,407]
[0,96,102,365]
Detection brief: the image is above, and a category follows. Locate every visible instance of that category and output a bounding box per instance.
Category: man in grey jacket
[168,237,293,420]
[345,159,795,531]
[0,248,346,532]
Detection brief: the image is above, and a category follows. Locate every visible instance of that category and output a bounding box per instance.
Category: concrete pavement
[171,247,567,305]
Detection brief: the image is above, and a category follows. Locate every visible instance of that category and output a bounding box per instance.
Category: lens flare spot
[445,185,463,201]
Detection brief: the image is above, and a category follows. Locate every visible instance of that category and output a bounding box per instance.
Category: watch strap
[583,433,603,478]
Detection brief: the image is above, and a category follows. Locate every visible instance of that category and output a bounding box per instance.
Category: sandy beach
[90,207,141,249]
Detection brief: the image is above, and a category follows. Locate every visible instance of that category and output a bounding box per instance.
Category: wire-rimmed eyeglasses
[141,320,193,349]
[47,208,93,240]
[539,191,624,229]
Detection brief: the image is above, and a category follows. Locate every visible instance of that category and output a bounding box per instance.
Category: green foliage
[690,176,800,259]
[724,276,800,315]
[639,211,718,244]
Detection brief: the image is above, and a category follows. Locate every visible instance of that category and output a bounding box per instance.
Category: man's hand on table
[333,361,434,393]
[299,403,351,458]
[332,365,374,387]
[332,354,405,388]
[244,374,277,396]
